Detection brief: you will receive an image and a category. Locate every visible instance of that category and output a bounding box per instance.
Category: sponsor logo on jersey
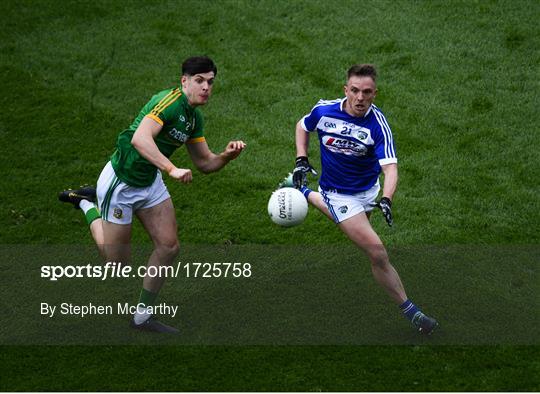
[322,135,368,156]
[169,128,189,143]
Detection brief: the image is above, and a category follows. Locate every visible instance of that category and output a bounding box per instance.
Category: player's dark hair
[347,64,377,82]
[182,56,217,76]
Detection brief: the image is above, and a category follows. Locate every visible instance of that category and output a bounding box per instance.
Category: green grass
[1,0,539,391]
[1,346,538,391]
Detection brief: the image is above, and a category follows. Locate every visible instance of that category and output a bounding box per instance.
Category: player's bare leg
[128,198,180,333]
[338,213,437,333]
[101,221,132,266]
[299,186,407,303]
[136,198,180,293]
[89,219,105,249]
[305,191,333,220]
[338,213,407,304]
[278,176,438,334]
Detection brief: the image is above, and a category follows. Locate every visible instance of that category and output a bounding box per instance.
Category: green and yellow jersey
[110,88,205,187]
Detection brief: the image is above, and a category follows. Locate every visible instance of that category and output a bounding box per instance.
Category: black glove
[292,156,318,188]
[372,197,393,227]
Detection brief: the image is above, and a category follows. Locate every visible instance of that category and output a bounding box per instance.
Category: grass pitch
[1,0,539,391]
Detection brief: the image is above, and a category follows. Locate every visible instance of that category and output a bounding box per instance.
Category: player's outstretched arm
[132,116,192,183]
[186,139,246,174]
[295,121,310,158]
[293,121,318,188]
[381,163,398,201]
[371,163,398,226]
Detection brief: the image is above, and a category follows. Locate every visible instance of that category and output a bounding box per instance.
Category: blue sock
[299,186,312,200]
[399,299,421,322]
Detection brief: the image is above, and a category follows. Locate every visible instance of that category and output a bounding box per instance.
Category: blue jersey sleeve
[372,110,397,165]
[300,102,322,132]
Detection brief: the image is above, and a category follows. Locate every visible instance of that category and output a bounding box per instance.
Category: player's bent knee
[366,246,389,267]
[155,240,180,263]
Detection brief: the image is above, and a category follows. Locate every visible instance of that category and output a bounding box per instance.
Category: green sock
[138,288,158,308]
[84,207,101,226]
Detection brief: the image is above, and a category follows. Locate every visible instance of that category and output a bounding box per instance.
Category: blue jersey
[301,98,397,194]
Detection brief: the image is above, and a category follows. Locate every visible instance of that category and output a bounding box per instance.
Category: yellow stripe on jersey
[151,92,181,117]
[149,90,176,115]
[145,114,163,126]
[186,137,206,144]
[151,93,181,118]
[150,89,181,118]
[153,91,180,114]
[152,88,180,112]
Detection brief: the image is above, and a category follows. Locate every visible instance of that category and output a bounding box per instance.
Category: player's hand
[168,167,192,183]
[292,156,317,188]
[223,140,246,161]
[371,197,393,227]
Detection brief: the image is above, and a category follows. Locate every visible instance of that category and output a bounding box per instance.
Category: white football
[267,187,308,227]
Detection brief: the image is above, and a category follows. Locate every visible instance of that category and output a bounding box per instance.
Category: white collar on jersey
[340,98,373,118]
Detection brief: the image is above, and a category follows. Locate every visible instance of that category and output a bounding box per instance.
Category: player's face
[181,72,215,106]
[344,76,377,117]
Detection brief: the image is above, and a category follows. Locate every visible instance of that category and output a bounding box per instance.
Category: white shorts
[96,161,171,225]
[319,183,380,224]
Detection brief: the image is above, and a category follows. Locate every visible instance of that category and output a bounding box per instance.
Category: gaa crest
[113,208,123,219]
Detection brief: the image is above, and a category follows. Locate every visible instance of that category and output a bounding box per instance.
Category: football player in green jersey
[59,56,246,333]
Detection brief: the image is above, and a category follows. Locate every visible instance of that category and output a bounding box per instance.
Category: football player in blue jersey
[284,64,438,335]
